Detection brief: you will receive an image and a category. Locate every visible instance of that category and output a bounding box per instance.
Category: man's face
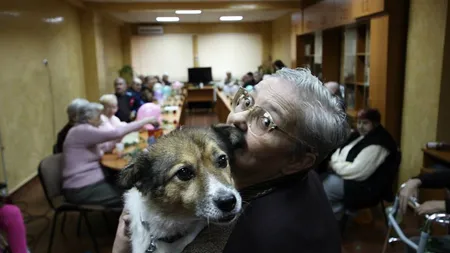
[226,77,301,183]
[226,72,232,79]
[162,75,169,81]
[131,82,142,92]
[115,81,126,94]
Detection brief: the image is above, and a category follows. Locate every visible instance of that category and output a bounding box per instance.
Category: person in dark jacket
[54,98,88,153]
[272,59,286,71]
[127,77,145,116]
[400,169,450,253]
[322,108,398,219]
[112,68,349,253]
[114,77,134,122]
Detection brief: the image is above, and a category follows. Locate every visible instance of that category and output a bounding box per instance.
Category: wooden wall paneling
[335,0,354,26]
[352,0,385,19]
[303,4,318,33]
[385,0,408,144]
[292,12,303,36]
[368,16,388,134]
[322,27,342,82]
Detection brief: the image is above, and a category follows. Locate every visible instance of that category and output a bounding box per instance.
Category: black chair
[38,154,120,253]
[340,149,402,234]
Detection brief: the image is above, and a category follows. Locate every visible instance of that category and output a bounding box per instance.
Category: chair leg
[340,213,349,237]
[102,211,112,234]
[60,212,67,235]
[83,212,100,253]
[380,201,389,228]
[47,211,60,253]
[76,213,82,237]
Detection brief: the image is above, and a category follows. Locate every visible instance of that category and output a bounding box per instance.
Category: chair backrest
[382,149,402,202]
[38,154,63,209]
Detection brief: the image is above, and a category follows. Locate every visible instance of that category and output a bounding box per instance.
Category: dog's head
[119,125,245,223]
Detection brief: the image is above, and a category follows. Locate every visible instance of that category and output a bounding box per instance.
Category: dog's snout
[214,194,237,212]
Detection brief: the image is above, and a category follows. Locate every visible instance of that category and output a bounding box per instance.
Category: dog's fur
[119,125,245,253]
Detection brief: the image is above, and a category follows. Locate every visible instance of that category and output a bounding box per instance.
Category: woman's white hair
[272,68,350,161]
[99,94,118,106]
[67,98,89,122]
[76,102,104,124]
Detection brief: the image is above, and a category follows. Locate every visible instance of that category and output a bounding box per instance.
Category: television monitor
[188,67,213,85]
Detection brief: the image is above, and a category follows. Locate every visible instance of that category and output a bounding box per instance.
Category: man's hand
[399,178,421,214]
[416,200,446,215]
[112,210,131,253]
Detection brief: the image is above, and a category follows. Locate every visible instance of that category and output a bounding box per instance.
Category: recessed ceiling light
[220,16,243,21]
[42,16,64,23]
[156,17,180,22]
[175,10,202,15]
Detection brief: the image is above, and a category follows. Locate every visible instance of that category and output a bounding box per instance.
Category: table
[215,89,233,123]
[101,95,186,171]
[186,86,215,103]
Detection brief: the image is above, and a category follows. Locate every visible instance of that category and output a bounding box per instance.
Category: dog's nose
[214,194,237,212]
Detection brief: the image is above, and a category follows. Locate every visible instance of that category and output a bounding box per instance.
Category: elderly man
[162,73,171,86]
[54,98,89,153]
[114,77,134,122]
[113,68,349,253]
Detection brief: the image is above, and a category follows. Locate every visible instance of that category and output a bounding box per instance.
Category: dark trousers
[63,180,123,207]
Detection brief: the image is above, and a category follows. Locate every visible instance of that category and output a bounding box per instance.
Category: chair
[38,154,120,253]
[0,234,10,253]
[340,149,402,234]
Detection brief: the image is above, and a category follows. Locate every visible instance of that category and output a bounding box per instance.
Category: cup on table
[115,143,125,157]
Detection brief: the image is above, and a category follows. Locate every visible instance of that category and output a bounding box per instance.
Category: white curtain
[197,33,263,82]
[131,35,194,81]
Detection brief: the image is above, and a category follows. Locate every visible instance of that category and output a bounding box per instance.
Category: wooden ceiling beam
[84,1,301,12]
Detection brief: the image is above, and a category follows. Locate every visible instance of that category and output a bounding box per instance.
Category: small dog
[119,125,245,253]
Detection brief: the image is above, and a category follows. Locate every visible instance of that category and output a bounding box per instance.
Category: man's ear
[281,153,316,175]
[212,124,246,150]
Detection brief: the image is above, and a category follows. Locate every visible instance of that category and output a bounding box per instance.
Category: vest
[341,125,399,209]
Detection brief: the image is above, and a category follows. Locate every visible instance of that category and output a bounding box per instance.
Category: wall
[399,0,449,183]
[81,10,124,101]
[271,13,293,67]
[0,0,86,190]
[128,22,272,80]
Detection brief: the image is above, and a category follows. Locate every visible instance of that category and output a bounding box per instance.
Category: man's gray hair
[114,77,126,85]
[67,98,89,122]
[76,102,104,124]
[272,68,350,161]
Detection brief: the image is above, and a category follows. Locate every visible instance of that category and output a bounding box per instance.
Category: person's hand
[112,210,131,253]
[416,200,446,215]
[145,117,160,128]
[399,178,421,214]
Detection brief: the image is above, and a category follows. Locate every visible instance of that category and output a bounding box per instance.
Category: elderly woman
[54,98,89,153]
[63,102,158,207]
[322,109,397,219]
[100,94,126,129]
[113,68,348,252]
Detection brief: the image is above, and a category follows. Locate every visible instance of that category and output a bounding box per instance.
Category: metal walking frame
[382,185,450,253]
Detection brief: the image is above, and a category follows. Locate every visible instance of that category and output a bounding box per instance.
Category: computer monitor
[188,67,213,85]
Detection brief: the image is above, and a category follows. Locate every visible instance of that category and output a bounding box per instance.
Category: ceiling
[83,0,302,23]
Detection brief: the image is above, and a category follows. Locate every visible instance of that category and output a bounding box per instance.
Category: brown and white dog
[119,125,245,253]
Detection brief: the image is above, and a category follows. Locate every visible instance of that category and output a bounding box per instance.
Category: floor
[9,110,420,253]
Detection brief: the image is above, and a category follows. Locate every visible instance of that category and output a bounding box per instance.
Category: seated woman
[54,98,89,153]
[62,102,158,207]
[322,108,398,219]
[0,196,28,253]
[400,170,450,253]
[99,94,127,152]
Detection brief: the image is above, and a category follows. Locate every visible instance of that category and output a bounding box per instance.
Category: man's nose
[226,111,248,132]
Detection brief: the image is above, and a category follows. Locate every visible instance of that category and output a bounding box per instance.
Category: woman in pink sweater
[62,102,158,207]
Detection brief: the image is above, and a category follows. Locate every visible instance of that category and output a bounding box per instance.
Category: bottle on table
[426,142,450,150]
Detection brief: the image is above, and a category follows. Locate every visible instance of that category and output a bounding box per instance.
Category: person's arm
[78,118,155,147]
[416,169,450,189]
[331,145,390,181]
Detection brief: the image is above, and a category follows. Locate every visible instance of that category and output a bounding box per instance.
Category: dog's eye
[217,155,228,168]
[176,167,195,181]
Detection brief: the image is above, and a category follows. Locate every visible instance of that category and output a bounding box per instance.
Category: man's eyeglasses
[231,87,316,153]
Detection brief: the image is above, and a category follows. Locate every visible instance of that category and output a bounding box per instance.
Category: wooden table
[101,95,186,171]
[215,89,233,123]
[186,86,215,103]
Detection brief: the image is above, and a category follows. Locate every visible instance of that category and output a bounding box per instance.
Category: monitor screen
[188,67,213,84]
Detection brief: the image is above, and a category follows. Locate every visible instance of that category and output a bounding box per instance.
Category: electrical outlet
[43,59,48,65]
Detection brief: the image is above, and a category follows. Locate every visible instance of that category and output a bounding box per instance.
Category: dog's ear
[118,151,149,190]
[212,124,246,150]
